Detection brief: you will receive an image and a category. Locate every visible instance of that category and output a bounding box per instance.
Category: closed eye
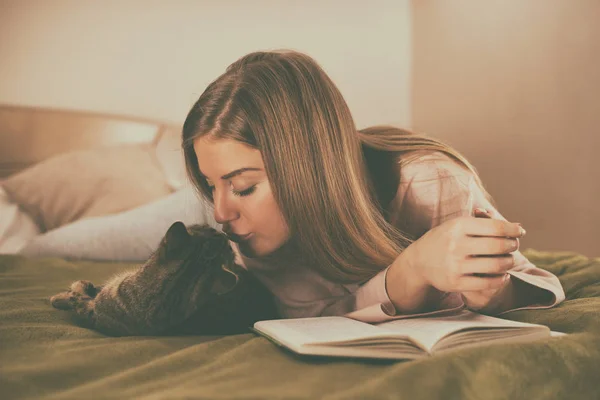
[232,186,256,197]
[206,184,256,197]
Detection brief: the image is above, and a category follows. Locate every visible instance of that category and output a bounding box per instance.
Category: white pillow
[19,185,220,261]
[0,187,41,254]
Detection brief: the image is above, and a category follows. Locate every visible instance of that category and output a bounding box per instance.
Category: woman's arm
[337,152,565,323]
[384,248,446,314]
[324,259,465,323]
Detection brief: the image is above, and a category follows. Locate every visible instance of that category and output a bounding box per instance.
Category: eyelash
[233,186,256,197]
[207,184,256,197]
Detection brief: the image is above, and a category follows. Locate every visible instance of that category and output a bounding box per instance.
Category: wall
[7,0,595,256]
[411,0,599,256]
[0,0,412,128]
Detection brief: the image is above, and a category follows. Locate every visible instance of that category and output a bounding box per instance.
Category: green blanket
[1,250,599,400]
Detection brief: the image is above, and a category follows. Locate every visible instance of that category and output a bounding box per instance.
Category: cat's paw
[50,290,94,310]
[70,280,99,297]
[50,291,78,310]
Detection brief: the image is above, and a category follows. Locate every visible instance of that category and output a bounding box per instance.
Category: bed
[1,105,599,400]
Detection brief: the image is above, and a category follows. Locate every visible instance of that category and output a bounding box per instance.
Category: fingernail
[519,226,526,237]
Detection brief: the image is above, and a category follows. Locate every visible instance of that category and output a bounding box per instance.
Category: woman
[182,50,565,323]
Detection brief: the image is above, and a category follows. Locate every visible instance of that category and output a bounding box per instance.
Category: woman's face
[194,137,290,258]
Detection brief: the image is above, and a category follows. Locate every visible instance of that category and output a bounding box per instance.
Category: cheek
[244,189,288,236]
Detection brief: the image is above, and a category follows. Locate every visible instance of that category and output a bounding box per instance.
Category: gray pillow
[19,186,220,261]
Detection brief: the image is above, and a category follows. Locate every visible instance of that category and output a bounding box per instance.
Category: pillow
[19,185,220,262]
[0,186,41,254]
[0,144,173,232]
[154,125,188,191]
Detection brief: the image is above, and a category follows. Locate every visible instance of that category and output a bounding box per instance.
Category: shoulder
[397,150,474,187]
[388,150,479,236]
[395,150,477,209]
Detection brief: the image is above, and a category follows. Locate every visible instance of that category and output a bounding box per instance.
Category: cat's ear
[210,265,240,295]
[163,221,191,260]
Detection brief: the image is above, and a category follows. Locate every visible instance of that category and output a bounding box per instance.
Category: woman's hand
[457,208,522,311]
[399,209,525,311]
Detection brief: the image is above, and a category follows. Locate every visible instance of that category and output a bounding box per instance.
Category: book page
[254,316,397,347]
[375,310,548,351]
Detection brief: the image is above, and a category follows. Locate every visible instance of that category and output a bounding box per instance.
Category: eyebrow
[201,167,262,181]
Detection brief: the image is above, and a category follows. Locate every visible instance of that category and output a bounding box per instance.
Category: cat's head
[148,221,240,299]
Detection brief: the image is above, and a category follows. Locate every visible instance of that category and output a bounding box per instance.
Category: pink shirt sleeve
[341,151,565,323]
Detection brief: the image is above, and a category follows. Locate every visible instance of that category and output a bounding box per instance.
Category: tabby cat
[50,221,279,336]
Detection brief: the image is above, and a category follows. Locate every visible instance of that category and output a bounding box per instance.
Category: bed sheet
[0,250,599,400]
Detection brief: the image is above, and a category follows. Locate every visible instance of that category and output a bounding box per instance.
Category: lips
[226,233,253,243]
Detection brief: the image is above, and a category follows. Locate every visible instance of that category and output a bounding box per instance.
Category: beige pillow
[0,144,173,232]
[154,125,188,190]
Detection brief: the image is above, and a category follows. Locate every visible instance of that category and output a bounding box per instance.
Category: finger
[473,209,523,244]
[472,272,505,278]
[465,217,525,239]
[473,208,492,218]
[461,253,515,274]
[464,236,520,256]
[456,274,509,292]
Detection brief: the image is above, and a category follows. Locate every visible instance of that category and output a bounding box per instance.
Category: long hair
[182,49,495,284]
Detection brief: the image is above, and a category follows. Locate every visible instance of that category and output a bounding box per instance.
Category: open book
[251,309,566,360]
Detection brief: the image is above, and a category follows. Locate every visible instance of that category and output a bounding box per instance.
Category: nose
[212,187,239,225]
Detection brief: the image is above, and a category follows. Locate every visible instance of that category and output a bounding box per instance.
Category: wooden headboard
[0,104,180,178]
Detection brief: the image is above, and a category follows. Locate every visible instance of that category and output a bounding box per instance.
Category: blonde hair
[182,50,495,284]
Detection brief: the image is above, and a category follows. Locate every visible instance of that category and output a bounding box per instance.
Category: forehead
[193,137,264,177]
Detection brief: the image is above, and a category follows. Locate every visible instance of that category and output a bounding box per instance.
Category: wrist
[386,248,432,313]
[473,277,516,315]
